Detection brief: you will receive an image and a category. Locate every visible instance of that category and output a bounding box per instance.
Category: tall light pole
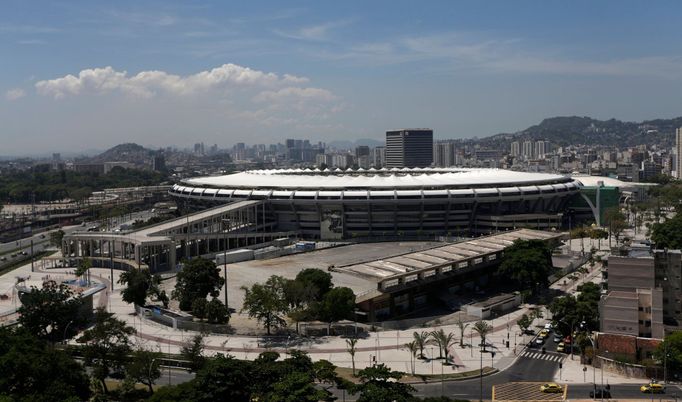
[221,218,229,309]
[479,344,483,402]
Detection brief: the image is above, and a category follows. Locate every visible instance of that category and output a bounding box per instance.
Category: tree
[125,348,162,394]
[180,333,206,372]
[603,207,627,247]
[413,330,430,359]
[497,239,553,293]
[316,287,356,334]
[405,340,419,375]
[192,298,208,320]
[241,276,289,335]
[472,320,492,352]
[517,314,532,335]
[18,280,85,343]
[267,371,331,402]
[295,268,333,299]
[78,308,136,394]
[75,257,92,286]
[313,359,341,389]
[346,337,358,375]
[351,364,416,402]
[191,354,253,402]
[431,329,456,362]
[118,268,166,308]
[49,229,65,248]
[456,318,470,348]
[655,331,682,372]
[206,297,230,324]
[652,213,682,249]
[172,257,225,311]
[0,327,91,402]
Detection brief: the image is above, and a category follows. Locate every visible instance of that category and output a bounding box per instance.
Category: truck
[216,249,254,265]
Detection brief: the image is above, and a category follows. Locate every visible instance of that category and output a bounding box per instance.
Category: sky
[2,0,682,156]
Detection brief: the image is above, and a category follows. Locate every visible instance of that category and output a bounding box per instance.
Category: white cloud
[5,88,26,100]
[35,64,311,99]
[253,87,336,103]
[32,63,343,132]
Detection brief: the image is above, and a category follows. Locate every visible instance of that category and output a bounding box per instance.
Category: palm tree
[413,331,430,359]
[442,332,457,364]
[404,340,419,375]
[456,317,469,348]
[472,320,493,352]
[346,337,358,375]
[430,329,446,359]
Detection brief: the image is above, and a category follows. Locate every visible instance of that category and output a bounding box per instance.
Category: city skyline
[2,1,682,155]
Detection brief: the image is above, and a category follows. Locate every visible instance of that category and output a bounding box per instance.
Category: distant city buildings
[385,129,433,168]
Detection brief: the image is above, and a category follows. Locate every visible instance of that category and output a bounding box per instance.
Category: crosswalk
[521,350,565,363]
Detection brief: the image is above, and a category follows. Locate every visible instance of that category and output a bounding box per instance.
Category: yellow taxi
[539,329,550,339]
[540,383,563,393]
[640,382,665,393]
[556,342,565,353]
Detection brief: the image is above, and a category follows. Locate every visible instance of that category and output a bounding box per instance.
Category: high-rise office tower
[510,141,520,157]
[434,141,456,167]
[676,127,682,179]
[385,129,433,168]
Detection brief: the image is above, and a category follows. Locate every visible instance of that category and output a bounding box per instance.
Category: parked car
[590,388,611,398]
[556,342,565,353]
[540,383,563,393]
[535,337,545,345]
[553,334,562,343]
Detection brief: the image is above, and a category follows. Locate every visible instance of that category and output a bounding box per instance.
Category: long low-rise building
[170,167,582,239]
[336,228,564,320]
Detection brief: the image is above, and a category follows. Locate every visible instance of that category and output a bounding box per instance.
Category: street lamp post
[479,344,484,402]
[221,219,229,309]
[63,320,74,344]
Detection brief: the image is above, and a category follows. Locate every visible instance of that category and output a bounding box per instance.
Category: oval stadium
[170,168,581,240]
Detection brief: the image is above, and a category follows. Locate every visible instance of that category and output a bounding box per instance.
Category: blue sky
[2,0,682,155]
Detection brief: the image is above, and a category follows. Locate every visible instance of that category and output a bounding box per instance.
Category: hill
[476,116,682,149]
[87,143,154,165]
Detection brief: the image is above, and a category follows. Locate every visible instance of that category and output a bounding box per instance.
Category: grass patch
[334,365,496,384]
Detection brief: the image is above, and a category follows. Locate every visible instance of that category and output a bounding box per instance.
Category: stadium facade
[169,168,582,240]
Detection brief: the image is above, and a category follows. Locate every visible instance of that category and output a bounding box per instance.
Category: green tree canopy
[77,308,136,394]
[125,348,162,394]
[652,213,682,249]
[498,239,553,293]
[0,327,91,402]
[241,275,289,335]
[655,331,682,372]
[172,257,225,311]
[351,364,416,402]
[17,280,86,342]
[316,286,356,328]
[295,268,333,299]
[118,268,167,307]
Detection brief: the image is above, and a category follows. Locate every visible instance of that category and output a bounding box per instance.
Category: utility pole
[479,347,483,402]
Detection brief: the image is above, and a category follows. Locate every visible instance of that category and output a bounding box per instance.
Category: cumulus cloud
[5,88,26,100]
[35,63,311,99]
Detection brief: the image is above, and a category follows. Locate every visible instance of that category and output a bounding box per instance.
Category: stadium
[169,168,582,240]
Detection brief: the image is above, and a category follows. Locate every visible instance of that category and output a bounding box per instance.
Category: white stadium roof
[184,168,573,190]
